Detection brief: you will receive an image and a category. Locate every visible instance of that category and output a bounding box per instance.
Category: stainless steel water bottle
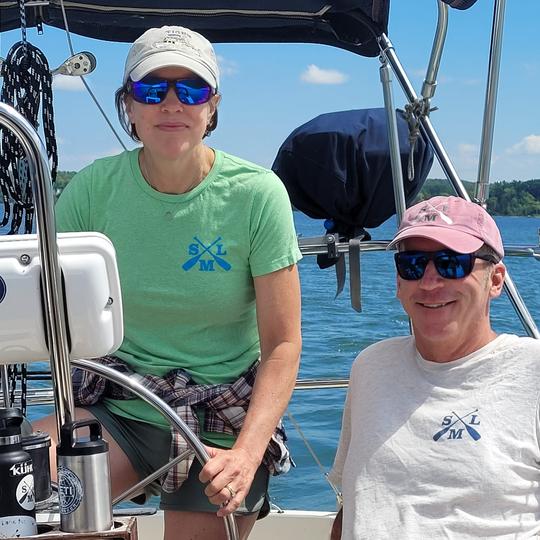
[0,407,38,538]
[57,419,113,533]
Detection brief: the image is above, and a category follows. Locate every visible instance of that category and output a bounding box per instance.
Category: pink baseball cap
[387,196,504,259]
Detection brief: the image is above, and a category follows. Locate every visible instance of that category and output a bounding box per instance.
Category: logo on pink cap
[388,196,504,259]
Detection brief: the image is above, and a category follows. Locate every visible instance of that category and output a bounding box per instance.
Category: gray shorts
[86,403,269,516]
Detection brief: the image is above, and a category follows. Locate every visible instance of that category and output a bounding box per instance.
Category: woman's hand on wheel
[199,445,260,516]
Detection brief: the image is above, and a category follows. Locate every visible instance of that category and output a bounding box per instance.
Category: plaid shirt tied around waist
[72,356,292,493]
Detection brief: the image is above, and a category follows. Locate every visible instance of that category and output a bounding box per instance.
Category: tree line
[416,178,540,216]
[55,171,539,216]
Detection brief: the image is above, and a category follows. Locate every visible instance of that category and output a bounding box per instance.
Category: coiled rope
[0,41,58,234]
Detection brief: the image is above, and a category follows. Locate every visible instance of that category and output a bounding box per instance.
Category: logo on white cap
[154,28,205,59]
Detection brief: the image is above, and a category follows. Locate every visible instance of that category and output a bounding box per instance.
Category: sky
[1,0,540,183]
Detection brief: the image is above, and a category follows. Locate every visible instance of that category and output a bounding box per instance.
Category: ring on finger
[225,484,236,500]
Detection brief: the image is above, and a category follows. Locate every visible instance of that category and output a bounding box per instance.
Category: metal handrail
[1,366,10,407]
[475,0,507,204]
[378,33,467,198]
[294,379,349,390]
[72,358,239,540]
[421,0,449,101]
[298,237,540,259]
[0,103,75,433]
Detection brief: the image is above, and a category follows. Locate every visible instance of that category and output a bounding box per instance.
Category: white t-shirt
[329,334,540,539]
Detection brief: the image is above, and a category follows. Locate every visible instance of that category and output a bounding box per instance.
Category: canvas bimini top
[0,0,480,55]
[2,1,388,56]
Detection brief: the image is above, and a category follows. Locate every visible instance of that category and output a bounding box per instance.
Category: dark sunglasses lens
[395,252,428,280]
[131,80,168,104]
[435,252,473,279]
[395,251,474,280]
[174,79,212,105]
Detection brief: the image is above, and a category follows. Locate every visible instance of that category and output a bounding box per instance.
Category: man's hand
[330,507,343,540]
[199,446,260,516]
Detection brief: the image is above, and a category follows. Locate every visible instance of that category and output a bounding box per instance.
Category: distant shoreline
[417,178,539,217]
[53,173,540,218]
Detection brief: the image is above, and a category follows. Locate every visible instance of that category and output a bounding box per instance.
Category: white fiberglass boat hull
[136,510,336,540]
[37,509,336,539]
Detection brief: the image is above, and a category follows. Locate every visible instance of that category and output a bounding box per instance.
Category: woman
[36,25,301,540]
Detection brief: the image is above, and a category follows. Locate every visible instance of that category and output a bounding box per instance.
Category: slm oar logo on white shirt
[433,409,481,441]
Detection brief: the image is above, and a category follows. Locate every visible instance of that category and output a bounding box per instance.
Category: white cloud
[53,75,86,91]
[300,64,348,85]
[216,55,238,78]
[457,143,479,164]
[507,134,540,155]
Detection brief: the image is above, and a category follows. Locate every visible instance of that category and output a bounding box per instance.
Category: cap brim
[127,52,218,89]
[387,225,484,254]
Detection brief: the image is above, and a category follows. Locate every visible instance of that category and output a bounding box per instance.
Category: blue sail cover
[0,1,388,57]
[272,108,434,236]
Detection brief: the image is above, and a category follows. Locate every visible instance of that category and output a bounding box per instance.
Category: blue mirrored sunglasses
[394,249,495,280]
[128,77,213,105]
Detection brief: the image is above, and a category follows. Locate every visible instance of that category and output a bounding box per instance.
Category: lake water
[1,212,539,512]
[269,213,540,511]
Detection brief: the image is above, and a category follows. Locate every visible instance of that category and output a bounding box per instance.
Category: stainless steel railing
[0,103,74,433]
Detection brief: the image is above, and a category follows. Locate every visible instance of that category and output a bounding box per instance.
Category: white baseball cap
[123,25,220,90]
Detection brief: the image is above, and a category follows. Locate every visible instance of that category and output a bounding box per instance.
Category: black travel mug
[0,407,38,537]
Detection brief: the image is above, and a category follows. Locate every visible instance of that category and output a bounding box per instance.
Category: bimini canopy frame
[1,0,389,57]
[1,1,538,396]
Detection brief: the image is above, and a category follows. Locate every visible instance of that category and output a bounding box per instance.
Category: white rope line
[286,410,342,504]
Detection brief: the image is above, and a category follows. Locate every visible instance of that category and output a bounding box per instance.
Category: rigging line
[0,41,58,233]
[286,410,342,503]
[58,0,128,151]
[18,0,27,59]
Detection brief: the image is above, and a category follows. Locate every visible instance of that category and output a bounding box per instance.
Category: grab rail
[73,359,239,540]
[298,237,540,260]
[0,102,75,432]
[476,0,507,204]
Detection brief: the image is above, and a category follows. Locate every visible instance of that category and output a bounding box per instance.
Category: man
[329,195,540,539]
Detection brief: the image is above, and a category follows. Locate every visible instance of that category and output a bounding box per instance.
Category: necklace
[139,151,204,195]
[138,150,209,221]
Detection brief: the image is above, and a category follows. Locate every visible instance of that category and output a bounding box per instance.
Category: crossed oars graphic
[18,476,35,505]
[182,236,231,271]
[433,409,481,441]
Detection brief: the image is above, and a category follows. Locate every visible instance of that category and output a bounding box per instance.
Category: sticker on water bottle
[58,465,83,514]
[16,474,35,511]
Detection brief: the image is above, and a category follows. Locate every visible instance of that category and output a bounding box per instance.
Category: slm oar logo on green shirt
[182,236,231,272]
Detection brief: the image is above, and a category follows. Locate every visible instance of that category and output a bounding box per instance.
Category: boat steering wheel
[72,358,239,540]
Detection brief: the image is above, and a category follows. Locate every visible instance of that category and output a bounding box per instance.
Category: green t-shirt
[56,148,301,443]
